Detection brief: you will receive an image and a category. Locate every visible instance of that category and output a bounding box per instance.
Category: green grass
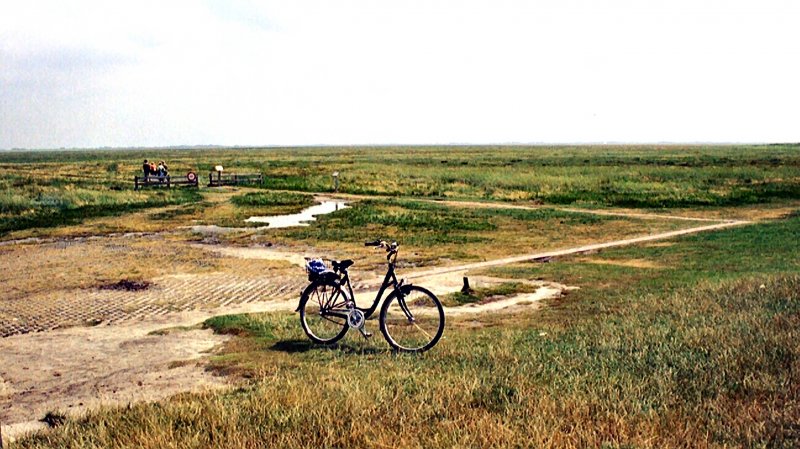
[17,212,800,448]
[203,314,278,338]
[2,144,799,210]
[484,210,800,291]
[260,197,687,268]
[229,191,314,209]
[1,144,798,236]
[0,188,201,235]
[189,191,318,229]
[444,282,539,306]
[148,202,212,220]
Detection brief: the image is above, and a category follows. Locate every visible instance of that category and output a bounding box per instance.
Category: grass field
[2,145,799,448]
[15,210,800,448]
[1,145,799,237]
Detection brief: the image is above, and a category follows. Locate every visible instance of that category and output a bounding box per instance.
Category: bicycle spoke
[411,322,432,340]
[301,281,349,344]
[321,314,345,326]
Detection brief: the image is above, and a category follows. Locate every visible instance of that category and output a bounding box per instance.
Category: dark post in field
[461,277,473,294]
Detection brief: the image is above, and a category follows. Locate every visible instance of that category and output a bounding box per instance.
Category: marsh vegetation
[2,145,798,448]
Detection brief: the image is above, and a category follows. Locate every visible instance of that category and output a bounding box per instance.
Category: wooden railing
[207,172,263,187]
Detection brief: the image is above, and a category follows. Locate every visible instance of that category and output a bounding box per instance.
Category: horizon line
[2,141,798,152]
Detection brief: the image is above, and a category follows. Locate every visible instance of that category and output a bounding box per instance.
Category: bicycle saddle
[332,259,354,272]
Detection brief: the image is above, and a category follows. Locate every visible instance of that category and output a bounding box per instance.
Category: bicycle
[296,240,445,353]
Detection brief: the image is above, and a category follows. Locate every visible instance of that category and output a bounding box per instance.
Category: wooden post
[166,175,170,188]
[461,276,473,294]
[134,176,139,191]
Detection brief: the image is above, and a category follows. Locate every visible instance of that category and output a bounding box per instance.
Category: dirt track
[405,219,750,279]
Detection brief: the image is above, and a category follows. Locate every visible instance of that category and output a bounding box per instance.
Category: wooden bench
[134,173,199,190]
[207,172,264,187]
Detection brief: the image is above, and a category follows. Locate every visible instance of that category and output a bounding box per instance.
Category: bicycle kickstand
[358,325,373,339]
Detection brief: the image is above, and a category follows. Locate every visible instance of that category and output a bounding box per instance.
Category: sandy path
[0,323,226,425]
[0,299,303,444]
[404,219,750,279]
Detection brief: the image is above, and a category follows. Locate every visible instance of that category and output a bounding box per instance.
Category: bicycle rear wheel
[380,286,444,353]
[300,280,349,345]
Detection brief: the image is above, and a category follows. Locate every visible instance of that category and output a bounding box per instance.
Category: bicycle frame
[338,258,403,319]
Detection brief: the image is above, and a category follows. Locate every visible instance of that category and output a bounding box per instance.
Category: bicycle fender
[396,283,414,296]
[296,282,319,312]
[382,283,415,306]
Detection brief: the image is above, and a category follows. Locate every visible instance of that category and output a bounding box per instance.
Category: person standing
[142,159,150,177]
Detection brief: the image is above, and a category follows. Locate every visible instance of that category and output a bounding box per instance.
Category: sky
[1,0,799,149]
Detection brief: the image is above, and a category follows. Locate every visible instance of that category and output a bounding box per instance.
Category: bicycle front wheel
[300,280,349,345]
[380,286,444,353]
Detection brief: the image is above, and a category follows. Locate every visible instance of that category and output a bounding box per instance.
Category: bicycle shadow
[270,339,386,355]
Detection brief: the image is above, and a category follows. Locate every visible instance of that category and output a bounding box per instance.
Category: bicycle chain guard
[347,309,365,329]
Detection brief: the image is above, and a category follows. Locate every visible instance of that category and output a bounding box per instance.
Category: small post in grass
[215,165,224,186]
[461,276,473,294]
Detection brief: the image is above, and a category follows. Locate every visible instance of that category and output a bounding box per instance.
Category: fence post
[134,176,139,191]
[461,277,473,294]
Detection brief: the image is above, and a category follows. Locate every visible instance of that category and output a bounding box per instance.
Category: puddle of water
[187,200,349,235]
[244,201,348,228]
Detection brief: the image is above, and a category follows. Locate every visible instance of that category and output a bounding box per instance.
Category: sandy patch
[0,322,228,427]
[577,258,664,269]
[0,297,300,443]
[379,271,566,316]
[187,224,248,235]
[202,245,307,267]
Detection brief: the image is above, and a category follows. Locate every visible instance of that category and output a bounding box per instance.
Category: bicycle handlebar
[364,240,398,252]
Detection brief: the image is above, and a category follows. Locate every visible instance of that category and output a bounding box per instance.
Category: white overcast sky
[1,0,799,149]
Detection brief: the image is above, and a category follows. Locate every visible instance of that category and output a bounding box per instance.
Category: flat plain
[1,145,798,448]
